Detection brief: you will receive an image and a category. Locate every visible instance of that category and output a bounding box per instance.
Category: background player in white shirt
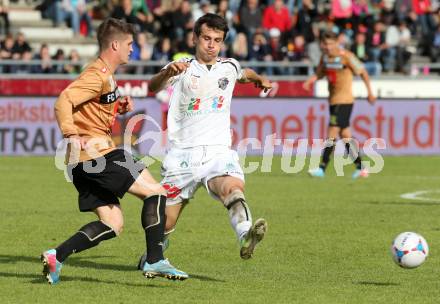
[139,14,272,268]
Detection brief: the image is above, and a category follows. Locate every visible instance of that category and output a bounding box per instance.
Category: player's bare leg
[208,176,267,259]
[128,169,188,280]
[340,127,368,179]
[165,201,188,234]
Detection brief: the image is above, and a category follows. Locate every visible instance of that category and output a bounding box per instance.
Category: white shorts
[161,146,245,205]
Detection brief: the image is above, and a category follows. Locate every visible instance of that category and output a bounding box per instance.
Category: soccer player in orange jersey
[41,18,187,285]
[303,31,376,179]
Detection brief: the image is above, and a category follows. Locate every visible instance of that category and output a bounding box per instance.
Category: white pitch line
[400,190,440,203]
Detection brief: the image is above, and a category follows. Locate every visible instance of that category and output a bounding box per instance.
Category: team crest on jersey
[218,77,229,90]
[190,74,200,89]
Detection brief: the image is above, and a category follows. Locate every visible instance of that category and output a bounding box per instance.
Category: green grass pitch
[1,156,440,303]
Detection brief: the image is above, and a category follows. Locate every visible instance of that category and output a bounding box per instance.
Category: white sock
[228,205,252,241]
[224,190,253,242]
[235,221,252,242]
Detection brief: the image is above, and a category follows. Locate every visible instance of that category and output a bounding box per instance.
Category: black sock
[55,221,116,263]
[141,195,166,264]
[320,142,335,171]
[345,143,362,170]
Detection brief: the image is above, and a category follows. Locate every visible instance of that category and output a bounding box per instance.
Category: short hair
[320,30,338,42]
[194,13,229,40]
[97,18,136,51]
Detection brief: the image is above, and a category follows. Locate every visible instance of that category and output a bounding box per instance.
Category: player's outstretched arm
[302,74,318,92]
[303,57,325,92]
[149,62,189,93]
[359,69,376,105]
[239,68,272,92]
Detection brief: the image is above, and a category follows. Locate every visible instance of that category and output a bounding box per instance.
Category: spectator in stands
[268,28,287,75]
[230,32,249,60]
[112,0,140,27]
[153,0,179,38]
[0,33,13,59]
[38,0,92,36]
[262,0,292,36]
[32,43,54,73]
[248,31,272,75]
[383,18,399,72]
[132,32,153,61]
[287,34,309,74]
[228,0,241,14]
[176,30,195,55]
[351,31,381,75]
[412,0,437,57]
[15,50,33,74]
[337,31,351,49]
[37,0,61,27]
[286,35,306,62]
[331,0,353,30]
[429,24,440,62]
[152,37,173,72]
[112,0,154,33]
[394,0,414,24]
[193,0,213,21]
[306,26,322,66]
[64,49,82,74]
[369,21,389,72]
[216,0,236,43]
[53,48,68,74]
[145,0,161,13]
[132,0,155,33]
[172,0,194,41]
[238,0,263,40]
[291,0,317,43]
[0,33,13,73]
[412,0,436,36]
[395,21,412,73]
[351,0,374,32]
[0,0,10,35]
[382,0,398,17]
[323,16,340,34]
[95,0,119,19]
[171,30,194,60]
[11,32,32,60]
[131,32,154,74]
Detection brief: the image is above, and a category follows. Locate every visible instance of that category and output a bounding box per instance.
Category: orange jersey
[55,57,121,163]
[316,50,364,105]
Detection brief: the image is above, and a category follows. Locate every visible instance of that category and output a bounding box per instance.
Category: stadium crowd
[1,0,440,75]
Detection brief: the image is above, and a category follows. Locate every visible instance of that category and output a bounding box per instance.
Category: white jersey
[165,57,244,148]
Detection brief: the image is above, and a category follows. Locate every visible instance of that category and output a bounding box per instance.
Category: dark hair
[194,13,229,40]
[97,18,136,51]
[320,30,338,42]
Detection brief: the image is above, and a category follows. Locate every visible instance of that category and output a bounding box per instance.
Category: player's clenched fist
[254,76,272,93]
[118,96,134,114]
[164,62,190,77]
[367,93,376,105]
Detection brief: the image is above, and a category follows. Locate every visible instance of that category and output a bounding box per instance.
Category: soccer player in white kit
[139,14,271,268]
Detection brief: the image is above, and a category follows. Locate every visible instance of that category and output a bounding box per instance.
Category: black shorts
[69,149,145,212]
[329,104,353,129]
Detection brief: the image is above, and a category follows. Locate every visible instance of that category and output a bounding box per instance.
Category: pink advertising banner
[0,97,438,156]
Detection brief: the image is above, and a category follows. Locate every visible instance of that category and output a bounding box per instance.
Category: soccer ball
[391,232,429,269]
